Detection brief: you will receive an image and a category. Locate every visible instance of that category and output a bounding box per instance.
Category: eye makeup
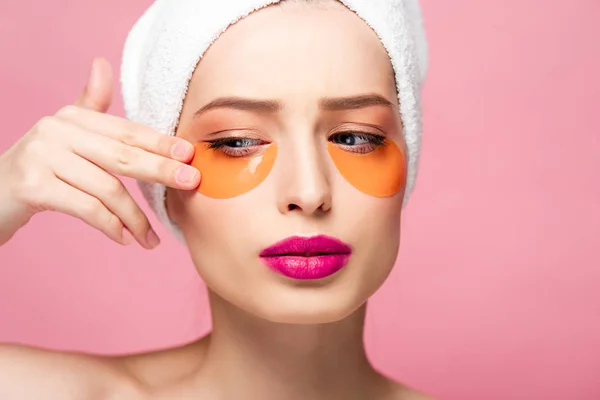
[328,131,386,154]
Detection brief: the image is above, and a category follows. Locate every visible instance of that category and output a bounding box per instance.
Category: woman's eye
[332,133,369,146]
[329,132,385,154]
[208,138,263,149]
[207,137,267,157]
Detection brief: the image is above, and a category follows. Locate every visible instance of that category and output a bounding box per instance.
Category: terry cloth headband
[121,0,429,242]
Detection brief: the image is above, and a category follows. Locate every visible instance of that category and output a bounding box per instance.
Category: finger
[74,57,113,113]
[50,118,200,189]
[54,105,195,164]
[49,149,159,249]
[38,177,129,246]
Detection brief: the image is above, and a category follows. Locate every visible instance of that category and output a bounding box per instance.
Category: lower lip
[261,254,351,280]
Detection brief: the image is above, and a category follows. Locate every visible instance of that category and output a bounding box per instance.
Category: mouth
[259,235,352,280]
[271,252,342,257]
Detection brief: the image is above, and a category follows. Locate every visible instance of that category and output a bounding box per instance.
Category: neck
[196,290,387,400]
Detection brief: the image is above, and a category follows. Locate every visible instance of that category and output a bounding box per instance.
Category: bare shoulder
[0,335,209,399]
[0,343,139,400]
[114,335,210,388]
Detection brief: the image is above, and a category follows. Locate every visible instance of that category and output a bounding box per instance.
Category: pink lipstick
[259,235,352,280]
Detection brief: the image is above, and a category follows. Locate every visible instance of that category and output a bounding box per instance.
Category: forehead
[186,1,397,105]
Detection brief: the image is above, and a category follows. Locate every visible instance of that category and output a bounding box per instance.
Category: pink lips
[259,235,352,280]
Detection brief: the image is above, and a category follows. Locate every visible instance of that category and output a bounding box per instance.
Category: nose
[277,145,332,216]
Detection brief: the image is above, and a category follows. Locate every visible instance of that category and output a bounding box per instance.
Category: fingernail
[176,166,198,184]
[171,141,192,160]
[122,228,134,245]
[146,229,160,248]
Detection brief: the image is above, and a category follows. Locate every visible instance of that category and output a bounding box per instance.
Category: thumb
[75,57,113,113]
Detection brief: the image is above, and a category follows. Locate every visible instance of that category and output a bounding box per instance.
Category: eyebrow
[320,94,394,110]
[194,97,282,118]
[193,94,394,118]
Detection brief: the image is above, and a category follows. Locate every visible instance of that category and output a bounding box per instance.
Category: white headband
[121,0,428,242]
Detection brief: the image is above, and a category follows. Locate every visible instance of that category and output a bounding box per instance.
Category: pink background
[1,1,599,399]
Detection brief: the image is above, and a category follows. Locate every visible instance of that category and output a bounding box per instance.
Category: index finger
[55,105,194,163]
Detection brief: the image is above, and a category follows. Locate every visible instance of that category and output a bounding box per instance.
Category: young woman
[0,0,434,398]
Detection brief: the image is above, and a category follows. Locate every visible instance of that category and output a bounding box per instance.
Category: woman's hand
[0,57,200,248]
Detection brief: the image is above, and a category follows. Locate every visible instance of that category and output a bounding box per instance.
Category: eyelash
[207,137,268,157]
[328,132,386,154]
[205,132,386,157]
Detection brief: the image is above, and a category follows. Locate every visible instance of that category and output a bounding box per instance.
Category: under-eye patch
[191,142,278,199]
[327,139,406,197]
[191,137,404,199]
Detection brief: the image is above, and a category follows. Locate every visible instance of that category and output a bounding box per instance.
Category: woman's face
[167,0,407,324]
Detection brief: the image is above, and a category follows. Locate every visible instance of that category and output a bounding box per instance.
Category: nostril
[288,204,299,211]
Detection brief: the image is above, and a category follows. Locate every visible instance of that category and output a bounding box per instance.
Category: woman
[0,0,434,398]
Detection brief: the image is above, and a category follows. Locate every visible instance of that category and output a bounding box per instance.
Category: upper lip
[260,235,352,257]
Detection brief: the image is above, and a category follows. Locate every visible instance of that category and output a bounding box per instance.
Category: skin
[0,1,436,399]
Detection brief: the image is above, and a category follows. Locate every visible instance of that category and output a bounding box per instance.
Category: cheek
[176,191,269,248]
[191,143,278,199]
[337,193,402,243]
[327,140,406,198]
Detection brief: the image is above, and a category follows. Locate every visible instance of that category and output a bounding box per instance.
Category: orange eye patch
[327,139,406,197]
[191,143,278,199]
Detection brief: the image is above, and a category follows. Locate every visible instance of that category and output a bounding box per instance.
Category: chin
[253,305,362,325]
[243,284,368,325]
